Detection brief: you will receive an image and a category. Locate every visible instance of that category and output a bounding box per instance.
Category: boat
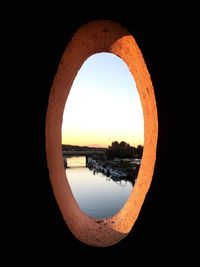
[109,169,127,178]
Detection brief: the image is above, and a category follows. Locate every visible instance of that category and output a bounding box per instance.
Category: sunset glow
[62,53,144,147]
[46,20,158,246]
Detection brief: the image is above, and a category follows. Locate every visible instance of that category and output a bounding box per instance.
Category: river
[65,156,133,219]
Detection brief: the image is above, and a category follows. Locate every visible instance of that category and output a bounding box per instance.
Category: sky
[62,52,144,148]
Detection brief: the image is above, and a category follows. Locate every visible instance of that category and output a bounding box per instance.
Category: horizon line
[62,142,144,148]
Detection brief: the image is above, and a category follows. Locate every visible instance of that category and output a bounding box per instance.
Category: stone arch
[46,20,158,247]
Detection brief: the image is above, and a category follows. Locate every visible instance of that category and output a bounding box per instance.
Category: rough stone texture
[45,20,158,247]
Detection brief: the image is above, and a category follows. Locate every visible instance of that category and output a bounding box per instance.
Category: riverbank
[87,157,140,185]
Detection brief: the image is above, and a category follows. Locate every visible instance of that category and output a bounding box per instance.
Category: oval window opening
[62,53,144,219]
[46,20,158,247]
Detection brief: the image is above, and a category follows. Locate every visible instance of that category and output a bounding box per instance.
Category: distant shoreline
[62,144,107,151]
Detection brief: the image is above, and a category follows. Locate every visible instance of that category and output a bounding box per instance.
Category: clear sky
[62,52,144,148]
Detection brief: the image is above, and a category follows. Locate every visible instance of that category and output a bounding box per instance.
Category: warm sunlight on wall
[62,53,144,147]
[46,20,158,247]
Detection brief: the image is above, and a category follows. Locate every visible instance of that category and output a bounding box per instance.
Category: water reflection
[65,156,137,219]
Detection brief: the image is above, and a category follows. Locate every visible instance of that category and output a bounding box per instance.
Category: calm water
[65,156,132,219]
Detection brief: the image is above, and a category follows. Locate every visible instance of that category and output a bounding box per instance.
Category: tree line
[105,141,143,159]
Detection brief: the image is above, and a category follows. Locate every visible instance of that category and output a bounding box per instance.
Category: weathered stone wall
[46,20,158,247]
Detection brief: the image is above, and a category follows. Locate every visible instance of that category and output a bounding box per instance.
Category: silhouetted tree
[137,145,143,159]
[106,141,134,159]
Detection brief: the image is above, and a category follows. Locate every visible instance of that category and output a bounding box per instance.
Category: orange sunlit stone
[46,20,158,247]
